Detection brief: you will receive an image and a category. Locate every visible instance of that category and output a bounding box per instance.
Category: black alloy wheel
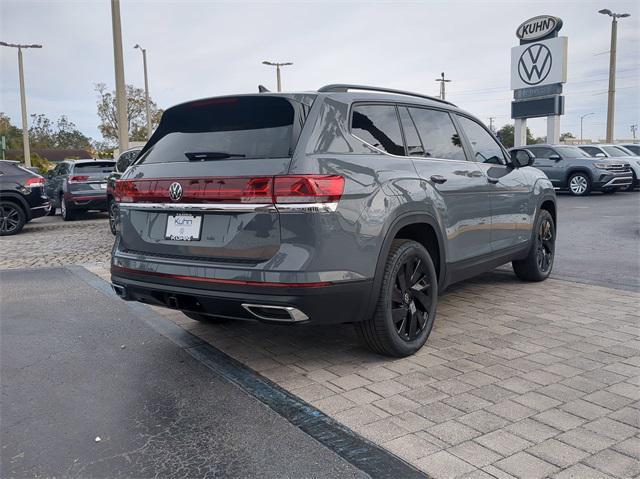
[108,199,119,235]
[0,202,26,236]
[535,215,554,274]
[391,255,433,341]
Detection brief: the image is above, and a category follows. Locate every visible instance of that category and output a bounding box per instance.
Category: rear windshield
[138,96,296,164]
[73,162,115,173]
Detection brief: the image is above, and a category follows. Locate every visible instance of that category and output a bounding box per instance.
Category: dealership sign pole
[511,15,567,146]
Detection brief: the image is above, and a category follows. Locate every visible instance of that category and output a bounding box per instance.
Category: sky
[1,0,639,143]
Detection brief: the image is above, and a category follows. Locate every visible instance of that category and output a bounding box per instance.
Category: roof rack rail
[317,84,455,106]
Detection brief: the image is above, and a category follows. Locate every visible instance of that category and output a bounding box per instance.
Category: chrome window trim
[117,202,338,213]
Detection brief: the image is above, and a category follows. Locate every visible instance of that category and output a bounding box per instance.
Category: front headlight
[593,163,610,169]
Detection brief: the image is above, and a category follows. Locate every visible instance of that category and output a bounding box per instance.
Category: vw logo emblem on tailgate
[169,182,183,201]
[518,43,552,85]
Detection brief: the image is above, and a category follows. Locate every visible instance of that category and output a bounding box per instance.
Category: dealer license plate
[165,214,202,241]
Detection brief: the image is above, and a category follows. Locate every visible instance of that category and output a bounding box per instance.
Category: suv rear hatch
[115,95,318,263]
[69,161,115,195]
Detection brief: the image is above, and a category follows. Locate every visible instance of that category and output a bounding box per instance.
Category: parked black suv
[111,85,556,357]
[0,160,51,235]
[45,159,116,220]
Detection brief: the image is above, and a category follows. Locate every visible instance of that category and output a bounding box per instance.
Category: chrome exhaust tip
[111,283,128,300]
[241,303,308,322]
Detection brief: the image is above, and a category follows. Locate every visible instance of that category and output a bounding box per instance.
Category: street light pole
[262,61,293,92]
[0,41,42,168]
[111,0,129,153]
[599,9,631,143]
[580,113,594,142]
[134,44,152,140]
[435,72,451,101]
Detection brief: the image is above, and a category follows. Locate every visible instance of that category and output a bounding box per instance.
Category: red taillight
[25,177,45,188]
[274,175,344,203]
[114,175,344,205]
[69,175,90,183]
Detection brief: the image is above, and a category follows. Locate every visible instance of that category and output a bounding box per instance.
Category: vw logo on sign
[168,182,183,201]
[518,43,553,85]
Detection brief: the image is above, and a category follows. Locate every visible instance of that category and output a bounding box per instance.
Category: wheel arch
[0,192,31,221]
[364,212,446,320]
[564,167,593,186]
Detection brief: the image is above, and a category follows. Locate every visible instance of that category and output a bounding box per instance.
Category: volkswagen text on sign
[511,36,567,90]
[516,15,561,41]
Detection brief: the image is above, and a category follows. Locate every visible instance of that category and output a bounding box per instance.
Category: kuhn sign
[516,15,562,41]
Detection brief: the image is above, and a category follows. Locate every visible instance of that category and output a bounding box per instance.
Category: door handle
[487,177,499,184]
[430,175,447,184]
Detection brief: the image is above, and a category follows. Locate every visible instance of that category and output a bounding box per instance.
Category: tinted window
[457,116,506,165]
[624,144,640,155]
[73,162,115,173]
[527,147,555,159]
[58,164,70,175]
[579,146,601,157]
[351,104,404,156]
[603,146,630,157]
[408,108,466,161]
[398,107,424,156]
[139,96,297,164]
[555,146,592,158]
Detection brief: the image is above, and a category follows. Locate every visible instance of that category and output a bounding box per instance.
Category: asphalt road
[1,268,368,479]
[552,191,640,291]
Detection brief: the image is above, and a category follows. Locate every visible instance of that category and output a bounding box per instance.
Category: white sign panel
[511,36,567,90]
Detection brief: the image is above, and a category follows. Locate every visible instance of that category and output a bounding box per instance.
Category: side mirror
[510,149,535,168]
[594,152,606,158]
[549,154,561,161]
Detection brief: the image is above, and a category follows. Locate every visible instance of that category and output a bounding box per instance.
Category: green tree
[95,83,163,143]
[559,132,575,142]
[496,124,537,148]
[54,116,92,149]
[0,112,23,149]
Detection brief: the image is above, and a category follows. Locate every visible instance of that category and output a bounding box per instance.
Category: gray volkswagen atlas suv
[111,85,556,357]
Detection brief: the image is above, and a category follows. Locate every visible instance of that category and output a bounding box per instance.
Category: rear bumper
[65,193,108,211]
[110,267,372,325]
[29,202,51,220]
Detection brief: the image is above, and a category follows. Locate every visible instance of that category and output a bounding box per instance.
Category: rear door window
[398,107,425,156]
[351,104,405,156]
[408,108,466,161]
[138,96,298,164]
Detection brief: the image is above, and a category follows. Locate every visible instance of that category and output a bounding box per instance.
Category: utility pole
[631,124,638,140]
[580,113,594,142]
[262,61,293,92]
[599,9,630,143]
[488,117,496,133]
[0,41,42,168]
[435,72,451,101]
[134,44,152,140]
[111,0,129,153]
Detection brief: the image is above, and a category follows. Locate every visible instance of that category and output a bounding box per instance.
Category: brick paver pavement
[144,275,640,478]
[4,221,639,478]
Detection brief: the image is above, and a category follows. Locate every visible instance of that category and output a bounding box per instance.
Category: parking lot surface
[1,268,367,478]
[2,193,639,478]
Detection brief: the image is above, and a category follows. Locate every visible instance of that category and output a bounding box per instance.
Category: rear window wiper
[185,152,247,161]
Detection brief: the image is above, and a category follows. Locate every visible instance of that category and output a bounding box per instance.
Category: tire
[47,205,57,216]
[60,195,75,221]
[568,173,591,196]
[355,239,438,357]
[108,198,118,235]
[0,201,27,236]
[182,311,229,323]
[622,174,636,192]
[512,209,555,282]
